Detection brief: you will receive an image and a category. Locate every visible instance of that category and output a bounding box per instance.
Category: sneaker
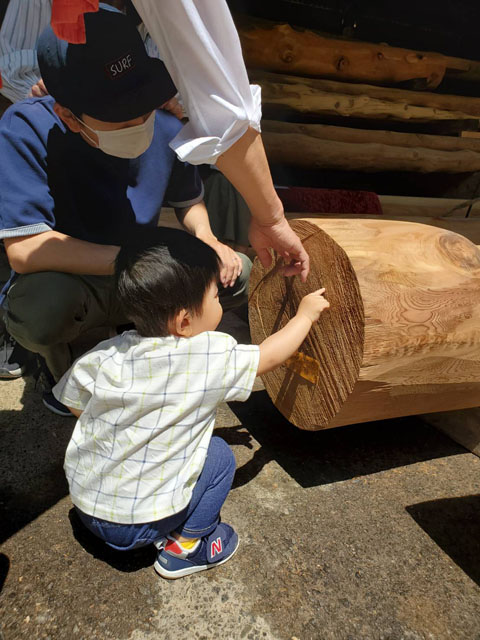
[154,522,239,580]
[0,333,29,379]
[42,391,75,417]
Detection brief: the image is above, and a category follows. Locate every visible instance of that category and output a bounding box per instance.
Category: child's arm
[257,288,330,375]
[67,406,83,418]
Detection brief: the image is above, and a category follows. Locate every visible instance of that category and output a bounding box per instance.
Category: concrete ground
[1,314,480,640]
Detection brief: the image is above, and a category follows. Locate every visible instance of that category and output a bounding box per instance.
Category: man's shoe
[42,391,75,417]
[154,523,239,580]
[0,334,29,379]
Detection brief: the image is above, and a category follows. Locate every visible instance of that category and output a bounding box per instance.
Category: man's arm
[175,201,243,288]
[216,128,310,282]
[4,231,119,275]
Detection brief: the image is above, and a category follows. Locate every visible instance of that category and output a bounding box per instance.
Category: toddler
[53,227,329,579]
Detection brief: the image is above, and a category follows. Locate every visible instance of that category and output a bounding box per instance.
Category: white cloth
[0,0,52,103]
[131,0,262,165]
[54,330,259,524]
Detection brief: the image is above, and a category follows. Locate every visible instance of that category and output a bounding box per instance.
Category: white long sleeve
[131,0,262,165]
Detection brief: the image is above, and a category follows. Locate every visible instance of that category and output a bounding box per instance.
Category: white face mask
[76,110,156,158]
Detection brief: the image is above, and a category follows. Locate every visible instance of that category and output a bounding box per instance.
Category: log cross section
[249,219,480,430]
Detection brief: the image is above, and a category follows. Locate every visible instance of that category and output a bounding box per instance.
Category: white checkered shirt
[54,330,259,524]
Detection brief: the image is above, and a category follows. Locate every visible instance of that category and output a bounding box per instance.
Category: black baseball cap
[37,5,177,122]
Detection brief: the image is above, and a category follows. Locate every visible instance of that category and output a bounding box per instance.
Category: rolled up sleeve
[131,0,262,165]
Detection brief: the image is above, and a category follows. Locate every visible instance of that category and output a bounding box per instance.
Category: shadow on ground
[225,389,466,489]
[406,494,480,587]
[68,509,157,572]
[0,377,73,545]
[0,379,467,566]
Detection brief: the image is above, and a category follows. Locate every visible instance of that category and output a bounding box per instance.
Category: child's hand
[297,288,330,324]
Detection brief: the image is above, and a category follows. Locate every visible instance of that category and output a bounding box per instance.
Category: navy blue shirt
[0,96,203,246]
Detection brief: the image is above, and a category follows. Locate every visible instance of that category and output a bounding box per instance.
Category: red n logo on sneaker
[211,537,222,557]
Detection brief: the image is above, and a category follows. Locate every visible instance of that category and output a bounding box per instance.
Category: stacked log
[236,15,474,88]
[248,219,480,430]
[261,120,480,173]
[235,15,480,178]
[251,71,480,117]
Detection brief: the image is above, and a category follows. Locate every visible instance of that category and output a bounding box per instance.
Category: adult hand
[160,96,184,121]
[206,238,243,288]
[28,78,48,98]
[248,217,310,282]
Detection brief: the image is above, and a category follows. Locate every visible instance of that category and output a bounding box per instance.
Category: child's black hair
[115,227,221,337]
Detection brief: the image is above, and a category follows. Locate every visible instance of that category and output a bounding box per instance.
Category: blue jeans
[76,436,236,551]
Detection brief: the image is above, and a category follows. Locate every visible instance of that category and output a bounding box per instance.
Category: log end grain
[248,220,365,430]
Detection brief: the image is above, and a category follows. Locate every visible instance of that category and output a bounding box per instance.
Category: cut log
[284,213,480,246]
[236,15,471,88]
[250,71,480,118]
[262,120,480,153]
[256,80,479,124]
[261,126,480,173]
[248,218,480,430]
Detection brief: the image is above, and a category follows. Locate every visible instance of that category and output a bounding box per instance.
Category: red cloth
[51,0,99,44]
[276,187,382,215]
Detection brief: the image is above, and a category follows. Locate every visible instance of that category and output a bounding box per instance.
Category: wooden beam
[262,120,480,153]
[236,15,471,88]
[250,71,480,117]
[256,78,479,124]
[262,128,480,173]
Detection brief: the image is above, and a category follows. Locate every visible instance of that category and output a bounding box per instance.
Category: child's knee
[209,436,236,474]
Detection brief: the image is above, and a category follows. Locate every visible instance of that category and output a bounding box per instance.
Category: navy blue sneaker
[42,391,75,417]
[154,523,239,579]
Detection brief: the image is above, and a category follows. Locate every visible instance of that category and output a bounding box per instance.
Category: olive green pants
[4,253,251,381]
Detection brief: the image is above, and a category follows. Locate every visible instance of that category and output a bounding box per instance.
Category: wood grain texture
[250,71,480,118]
[249,219,480,430]
[261,128,480,173]
[249,220,364,427]
[262,120,480,153]
[236,15,471,88]
[284,213,480,246]
[257,81,478,123]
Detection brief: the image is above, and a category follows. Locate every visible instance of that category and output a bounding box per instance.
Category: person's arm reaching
[175,201,243,288]
[131,0,310,281]
[216,127,310,282]
[4,231,119,275]
[257,288,330,375]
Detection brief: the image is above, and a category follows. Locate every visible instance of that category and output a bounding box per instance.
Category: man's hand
[297,288,330,324]
[160,96,185,121]
[28,78,48,98]
[248,217,310,283]
[206,238,243,288]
